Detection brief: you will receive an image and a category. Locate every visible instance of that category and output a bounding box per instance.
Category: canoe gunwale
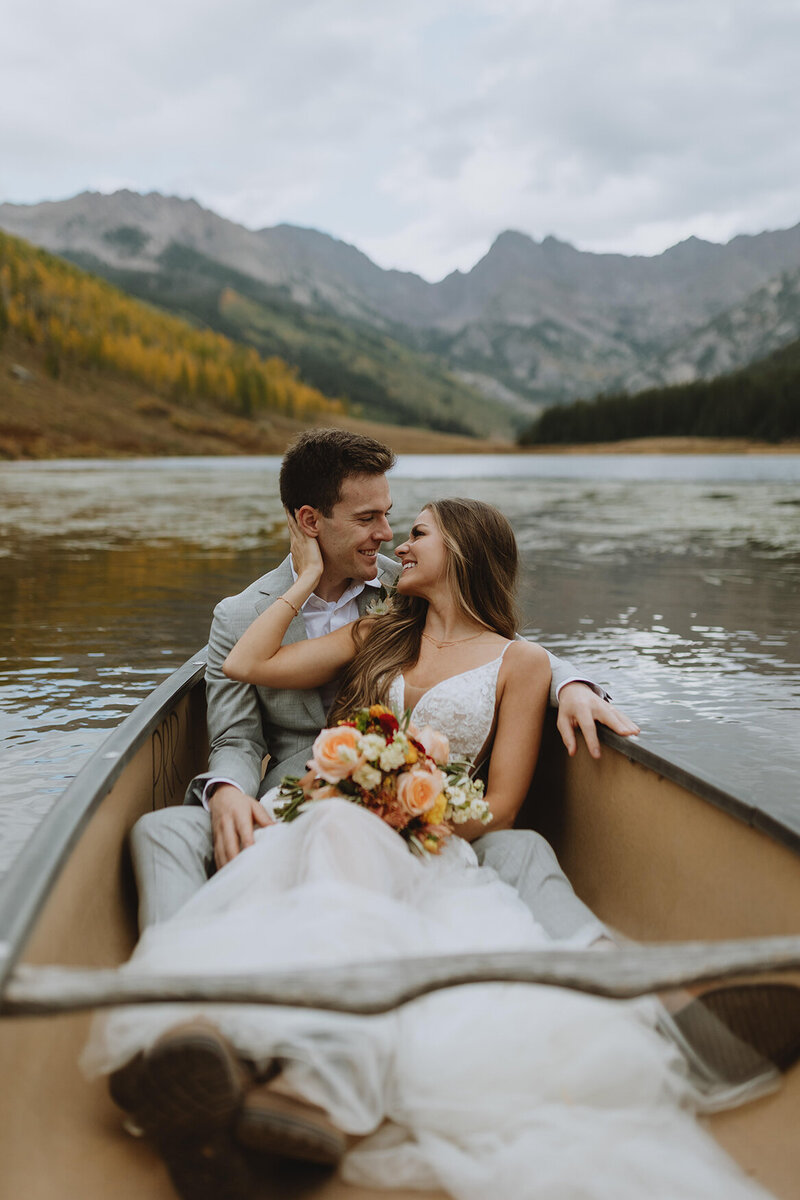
[0,651,207,994]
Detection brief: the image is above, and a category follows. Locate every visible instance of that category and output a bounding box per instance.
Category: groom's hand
[208,783,273,868]
[556,683,640,760]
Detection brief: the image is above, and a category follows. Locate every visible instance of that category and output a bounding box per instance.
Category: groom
[132,428,637,934]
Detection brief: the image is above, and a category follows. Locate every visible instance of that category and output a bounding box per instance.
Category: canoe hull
[1,659,798,1199]
[529,717,800,943]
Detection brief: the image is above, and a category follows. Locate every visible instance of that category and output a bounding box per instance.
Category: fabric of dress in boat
[83,664,772,1200]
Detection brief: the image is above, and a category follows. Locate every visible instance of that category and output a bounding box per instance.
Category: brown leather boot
[109,1018,255,1137]
[235,1083,349,1166]
[109,1019,261,1200]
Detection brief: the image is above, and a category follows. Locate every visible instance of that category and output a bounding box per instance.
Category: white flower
[379,741,407,771]
[337,744,361,765]
[359,733,387,762]
[353,763,382,791]
[445,777,490,824]
[365,585,396,616]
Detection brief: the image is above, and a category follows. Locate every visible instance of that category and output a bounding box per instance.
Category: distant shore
[357,428,800,456]
[278,417,800,456]
[515,435,800,456]
[3,337,798,459]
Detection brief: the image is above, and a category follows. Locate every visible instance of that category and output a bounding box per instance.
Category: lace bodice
[388,643,511,761]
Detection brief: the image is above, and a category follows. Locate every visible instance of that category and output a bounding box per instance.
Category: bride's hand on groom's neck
[287,508,324,590]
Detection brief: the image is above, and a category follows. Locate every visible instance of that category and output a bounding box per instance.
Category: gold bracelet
[278,595,301,617]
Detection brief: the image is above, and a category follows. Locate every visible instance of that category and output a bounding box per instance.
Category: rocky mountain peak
[2,189,800,411]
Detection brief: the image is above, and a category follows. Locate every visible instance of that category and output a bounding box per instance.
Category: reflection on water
[1,456,799,876]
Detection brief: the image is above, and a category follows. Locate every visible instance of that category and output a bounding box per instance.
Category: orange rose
[310,725,365,783]
[397,766,446,817]
[415,725,450,765]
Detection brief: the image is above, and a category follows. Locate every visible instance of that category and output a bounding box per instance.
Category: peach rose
[415,725,450,765]
[310,725,365,783]
[397,766,446,817]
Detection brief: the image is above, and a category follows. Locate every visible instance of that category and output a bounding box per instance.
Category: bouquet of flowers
[274,705,492,855]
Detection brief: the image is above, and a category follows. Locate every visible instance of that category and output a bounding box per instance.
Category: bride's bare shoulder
[503,638,550,675]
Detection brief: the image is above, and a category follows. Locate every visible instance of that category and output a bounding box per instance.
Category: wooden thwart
[4,935,800,1018]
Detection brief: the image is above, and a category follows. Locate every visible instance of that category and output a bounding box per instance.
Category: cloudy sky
[2,0,798,280]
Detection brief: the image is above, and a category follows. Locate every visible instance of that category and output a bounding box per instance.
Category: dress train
[83,801,771,1199]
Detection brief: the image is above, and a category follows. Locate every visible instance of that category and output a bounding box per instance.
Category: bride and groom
[85,431,773,1200]
[131,429,634,933]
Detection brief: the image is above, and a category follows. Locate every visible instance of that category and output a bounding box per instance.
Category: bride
[83,499,772,1200]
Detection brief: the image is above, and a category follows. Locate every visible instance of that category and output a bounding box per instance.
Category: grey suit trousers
[131,806,605,944]
[472,829,606,943]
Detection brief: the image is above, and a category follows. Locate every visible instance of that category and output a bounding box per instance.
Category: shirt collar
[289,558,382,610]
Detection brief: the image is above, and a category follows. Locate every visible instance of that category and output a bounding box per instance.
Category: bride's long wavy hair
[327,498,519,724]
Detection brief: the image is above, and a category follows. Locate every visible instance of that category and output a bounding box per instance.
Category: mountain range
[2,189,800,431]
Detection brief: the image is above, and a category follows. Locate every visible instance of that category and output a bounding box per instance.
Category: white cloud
[1,0,799,279]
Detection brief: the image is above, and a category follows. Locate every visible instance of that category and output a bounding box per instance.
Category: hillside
[0,231,491,458]
[0,193,507,437]
[0,230,343,419]
[620,267,800,392]
[520,335,800,446]
[61,242,497,437]
[3,190,800,414]
[0,328,496,460]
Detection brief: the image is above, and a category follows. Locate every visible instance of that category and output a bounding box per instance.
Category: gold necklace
[421,629,486,650]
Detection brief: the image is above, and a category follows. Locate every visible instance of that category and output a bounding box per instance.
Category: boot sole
[110,1022,253,1138]
[236,1101,346,1165]
[698,982,800,1072]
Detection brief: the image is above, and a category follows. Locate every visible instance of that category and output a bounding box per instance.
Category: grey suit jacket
[184,554,398,804]
[185,554,603,804]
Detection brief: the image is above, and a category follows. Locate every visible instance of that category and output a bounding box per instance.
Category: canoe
[1,651,799,1200]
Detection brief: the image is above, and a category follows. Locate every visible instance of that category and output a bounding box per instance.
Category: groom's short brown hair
[279,429,396,516]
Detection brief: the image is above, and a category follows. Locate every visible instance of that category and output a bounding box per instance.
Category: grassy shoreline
[516,435,800,455]
[2,337,799,459]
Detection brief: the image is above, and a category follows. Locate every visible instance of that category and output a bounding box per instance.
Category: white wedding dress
[83,653,771,1199]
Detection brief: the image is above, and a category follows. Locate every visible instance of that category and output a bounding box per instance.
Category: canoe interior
[0,659,798,1199]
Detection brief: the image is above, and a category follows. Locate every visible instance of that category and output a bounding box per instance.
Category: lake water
[1,454,799,877]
